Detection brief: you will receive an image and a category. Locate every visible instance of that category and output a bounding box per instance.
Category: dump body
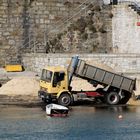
[68,58,136,93]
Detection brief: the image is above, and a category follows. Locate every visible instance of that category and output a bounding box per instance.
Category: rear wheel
[58,93,72,106]
[106,92,120,105]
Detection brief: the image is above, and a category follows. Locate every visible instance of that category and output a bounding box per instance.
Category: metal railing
[5,0,106,55]
[19,0,96,53]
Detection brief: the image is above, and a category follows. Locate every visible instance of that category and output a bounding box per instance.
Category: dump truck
[38,56,136,106]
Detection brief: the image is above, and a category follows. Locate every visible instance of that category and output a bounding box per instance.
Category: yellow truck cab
[38,66,73,106]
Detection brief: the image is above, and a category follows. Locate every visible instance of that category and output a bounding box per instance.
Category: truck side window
[59,72,65,81]
[41,69,52,82]
[53,72,59,87]
[53,72,65,87]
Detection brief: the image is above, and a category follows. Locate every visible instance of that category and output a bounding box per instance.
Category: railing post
[34,36,36,54]
[29,33,31,52]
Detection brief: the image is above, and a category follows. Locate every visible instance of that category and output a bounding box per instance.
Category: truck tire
[106,92,120,105]
[119,92,132,104]
[58,93,72,106]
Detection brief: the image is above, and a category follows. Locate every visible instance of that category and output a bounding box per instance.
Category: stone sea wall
[22,53,140,78]
[0,0,112,66]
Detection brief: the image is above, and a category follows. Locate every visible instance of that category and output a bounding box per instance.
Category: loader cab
[40,66,69,95]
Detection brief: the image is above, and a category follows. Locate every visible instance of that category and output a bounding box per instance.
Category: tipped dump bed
[68,57,136,93]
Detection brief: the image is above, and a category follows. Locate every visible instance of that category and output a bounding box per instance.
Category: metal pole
[34,36,35,54]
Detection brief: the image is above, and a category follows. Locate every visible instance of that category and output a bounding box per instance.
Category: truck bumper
[38,91,57,101]
[38,90,51,100]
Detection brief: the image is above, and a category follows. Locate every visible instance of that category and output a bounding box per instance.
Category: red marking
[137,22,140,26]
[85,91,102,97]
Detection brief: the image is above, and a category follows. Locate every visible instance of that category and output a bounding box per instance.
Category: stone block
[44,20,50,24]
[36,2,43,6]
[60,7,66,11]
[56,3,63,7]
[3,32,10,36]
[35,19,40,24]
[40,19,44,24]
[44,10,49,14]
[49,15,55,20]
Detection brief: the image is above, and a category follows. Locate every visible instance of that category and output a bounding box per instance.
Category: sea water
[0,105,140,140]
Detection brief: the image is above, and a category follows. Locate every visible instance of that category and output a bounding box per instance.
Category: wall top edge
[22,53,140,57]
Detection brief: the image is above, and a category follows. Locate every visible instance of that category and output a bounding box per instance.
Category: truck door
[52,72,66,93]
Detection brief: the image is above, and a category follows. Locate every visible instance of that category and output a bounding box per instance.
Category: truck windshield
[41,69,53,82]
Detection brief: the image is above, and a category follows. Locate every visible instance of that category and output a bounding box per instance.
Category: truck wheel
[106,92,120,105]
[119,92,132,104]
[58,93,72,106]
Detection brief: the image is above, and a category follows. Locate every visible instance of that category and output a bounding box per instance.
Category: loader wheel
[58,93,72,106]
[106,92,120,105]
[119,91,132,104]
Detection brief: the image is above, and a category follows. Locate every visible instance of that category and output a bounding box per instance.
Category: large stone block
[36,2,44,6]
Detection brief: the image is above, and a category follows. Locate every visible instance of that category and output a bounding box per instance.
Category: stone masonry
[22,53,140,79]
[0,0,112,66]
[112,1,140,53]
